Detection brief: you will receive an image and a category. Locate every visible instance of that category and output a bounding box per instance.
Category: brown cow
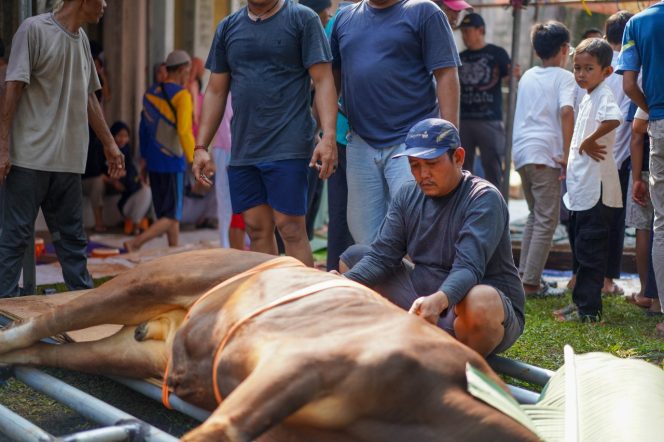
[0,249,538,441]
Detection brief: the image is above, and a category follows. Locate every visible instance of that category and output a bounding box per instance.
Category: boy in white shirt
[512,21,575,297]
[554,38,623,322]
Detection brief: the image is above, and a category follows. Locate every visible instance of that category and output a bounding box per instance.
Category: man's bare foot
[566,274,576,290]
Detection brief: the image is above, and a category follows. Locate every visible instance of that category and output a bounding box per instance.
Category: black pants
[0,166,92,297]
[326,143,354,271]
[570,201,616,316]
[605,159,630,279]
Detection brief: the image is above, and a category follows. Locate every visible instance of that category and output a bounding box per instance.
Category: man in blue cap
[340,118,525,356]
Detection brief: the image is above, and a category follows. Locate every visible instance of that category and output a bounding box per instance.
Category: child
[512,21,575,297]
[554,38,623,322]
[108,122,152,235]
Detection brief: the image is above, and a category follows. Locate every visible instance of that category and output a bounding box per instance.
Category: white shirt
[512,66,576,170]
[604,50,633,167]
[564,81,624,211]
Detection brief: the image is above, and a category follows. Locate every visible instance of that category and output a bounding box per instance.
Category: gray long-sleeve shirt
[345,172,525,323]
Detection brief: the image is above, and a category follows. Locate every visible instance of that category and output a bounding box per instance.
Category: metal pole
[0,403,53,442]
[502,1,523,202]
[18,0,32,22]
[14,367,179,442]
[487,354,555,387]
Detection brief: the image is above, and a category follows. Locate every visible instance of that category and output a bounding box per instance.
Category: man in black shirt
[458,13,512,189]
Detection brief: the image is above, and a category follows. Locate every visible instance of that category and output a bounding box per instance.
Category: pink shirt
[213,95,233,151]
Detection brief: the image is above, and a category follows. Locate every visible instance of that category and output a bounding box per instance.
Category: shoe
[602,283,624,296]
[626,292,653,309]
[553,304,601,323]
[526,284,565,298]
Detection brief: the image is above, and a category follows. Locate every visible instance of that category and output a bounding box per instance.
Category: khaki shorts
[626,171,654,230]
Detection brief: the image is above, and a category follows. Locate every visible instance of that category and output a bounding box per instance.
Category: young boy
[554,38,623,322]
[512,21,575,297]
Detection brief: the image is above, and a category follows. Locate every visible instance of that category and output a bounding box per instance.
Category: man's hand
[104,143,125,179]
[0,146,11,185]
[554,156,567,181]
[192,149,215,187]
[310,133,337,180]
[633,179,649,207]
[578,138,607,162]
[409,291,449,325]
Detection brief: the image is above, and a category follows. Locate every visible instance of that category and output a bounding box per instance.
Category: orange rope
[211,278,369,404]
[161,256,304,408]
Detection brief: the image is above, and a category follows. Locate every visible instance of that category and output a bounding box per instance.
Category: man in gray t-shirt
[0,1,124,297]
[341,119,525,356]
[192,0,337,267]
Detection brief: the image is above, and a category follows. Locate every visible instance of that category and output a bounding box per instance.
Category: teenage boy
[554,39,623,322]
[512,21,575,297]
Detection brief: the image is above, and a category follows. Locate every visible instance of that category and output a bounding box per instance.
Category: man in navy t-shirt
[330,0,461,245]
[458,13,511,190]
[617,0,664,337]
[192,0,338,267]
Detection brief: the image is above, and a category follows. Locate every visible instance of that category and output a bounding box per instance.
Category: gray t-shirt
[6,13,100,174]
[205,0,332,166]
[345,173,525,323]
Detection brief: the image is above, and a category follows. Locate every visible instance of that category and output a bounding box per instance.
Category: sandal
[626,292,653,309]
[601,283,624,296]
[552,304,601,323]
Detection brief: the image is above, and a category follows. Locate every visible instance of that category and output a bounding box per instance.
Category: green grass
[503,292,664,374]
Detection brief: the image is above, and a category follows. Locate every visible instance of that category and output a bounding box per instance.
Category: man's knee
[454,286,505,338]
[275,216,307,243]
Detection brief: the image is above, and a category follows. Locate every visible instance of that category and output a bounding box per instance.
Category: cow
[0,249,538,441]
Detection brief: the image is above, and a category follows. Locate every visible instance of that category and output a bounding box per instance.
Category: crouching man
[341,118,525,356]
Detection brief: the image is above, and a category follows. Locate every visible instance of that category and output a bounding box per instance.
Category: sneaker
[527,284,566,298]
[553,304,601,323]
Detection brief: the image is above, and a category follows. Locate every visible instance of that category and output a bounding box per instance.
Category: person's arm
[88,93,125,179]
[630,116,649,207]
[344,194,409,286]
[558,105,575,177]
[192,72,230,187]
[309,62,338,180]
[175,90,195,163]
[0,81,24,184]
[623,71,648,113]
[433,67,459,128]
[578,119,620,162]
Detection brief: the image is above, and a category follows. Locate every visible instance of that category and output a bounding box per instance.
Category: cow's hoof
[134,322,149,341]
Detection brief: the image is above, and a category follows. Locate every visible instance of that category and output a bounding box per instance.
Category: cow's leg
[0,326,169,378]
[180,358,328,442]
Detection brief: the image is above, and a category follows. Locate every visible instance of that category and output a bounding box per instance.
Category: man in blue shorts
[617,0,664,337]
[340,119,525,356]
[193,0,337,266]
[330,0,461,245]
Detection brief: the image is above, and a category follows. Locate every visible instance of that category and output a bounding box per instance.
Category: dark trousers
[645,218,659,299]
[570,200,615,316]
[606,159,630,279]
[0,166,92,297]
[326,143,354,271]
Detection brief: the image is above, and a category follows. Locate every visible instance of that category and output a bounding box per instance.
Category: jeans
[214,148,233,248]
[0,166,92,297]
[648,119,664,311]
[517,164,561,286]
[345,132,412,244]
[326,143,354,271]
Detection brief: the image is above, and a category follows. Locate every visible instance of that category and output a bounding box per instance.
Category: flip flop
[626,292,652,309]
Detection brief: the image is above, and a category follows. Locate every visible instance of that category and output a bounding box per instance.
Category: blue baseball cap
[393,118,461,160]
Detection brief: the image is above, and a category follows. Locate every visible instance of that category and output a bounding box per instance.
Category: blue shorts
[149,171,183,221]
[228,159,309,216]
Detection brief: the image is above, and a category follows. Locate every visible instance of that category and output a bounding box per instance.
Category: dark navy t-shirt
[330,0,460,148]
[206,0,332,166]
[459,44,510,121]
